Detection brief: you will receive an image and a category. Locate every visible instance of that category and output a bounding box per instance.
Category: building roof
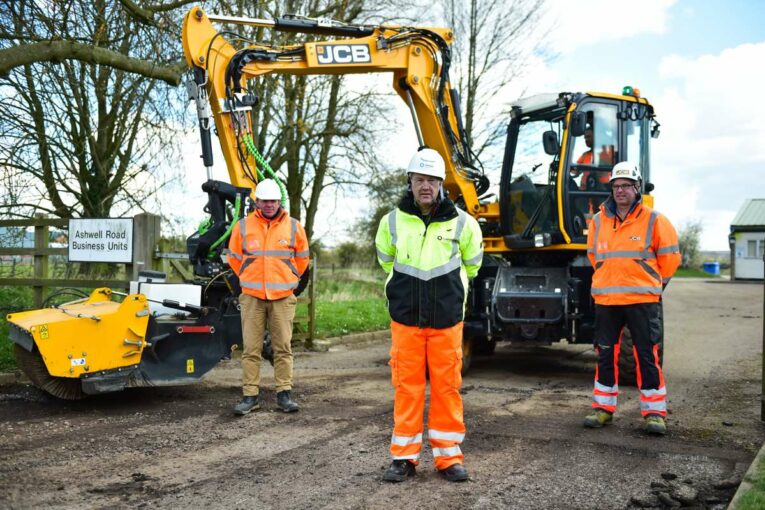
[731,199,765,228]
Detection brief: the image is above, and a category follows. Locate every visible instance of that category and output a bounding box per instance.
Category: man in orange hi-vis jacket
[583,162,680,435]
[228,178,309,416]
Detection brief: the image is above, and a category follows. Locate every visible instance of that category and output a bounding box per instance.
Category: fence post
[130,213,161,281]
[33,215,48,307]
[761,250,764,421]
[729,234,736,281]
[306,255,317,350]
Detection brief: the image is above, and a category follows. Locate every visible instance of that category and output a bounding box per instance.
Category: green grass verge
[736,454,765,509]
[0,323,14,372]
[675,267,720,278]
[298,298,389,339]
[0,286,33,371]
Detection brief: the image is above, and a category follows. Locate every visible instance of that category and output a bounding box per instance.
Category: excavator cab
[500,90,657,250]
[464,90,659,353]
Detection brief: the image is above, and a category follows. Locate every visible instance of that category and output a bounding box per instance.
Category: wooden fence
[0,214,316,347]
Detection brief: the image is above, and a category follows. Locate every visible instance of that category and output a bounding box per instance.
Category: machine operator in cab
[571,124,613,190]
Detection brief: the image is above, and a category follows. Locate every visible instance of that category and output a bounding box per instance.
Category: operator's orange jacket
[587,196,680,305]
[228,208,310,300]
[576,151,611,188]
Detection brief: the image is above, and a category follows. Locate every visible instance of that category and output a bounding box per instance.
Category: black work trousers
[594,302,664,391]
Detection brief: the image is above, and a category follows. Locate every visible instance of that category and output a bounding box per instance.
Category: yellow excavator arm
[181,7,496,224]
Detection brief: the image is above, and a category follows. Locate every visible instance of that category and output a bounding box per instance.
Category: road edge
[0,370,27,386]
[729,439,765,509]
[311,329,390,350]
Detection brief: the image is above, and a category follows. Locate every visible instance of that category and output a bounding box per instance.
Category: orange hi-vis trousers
[389,321,465,470]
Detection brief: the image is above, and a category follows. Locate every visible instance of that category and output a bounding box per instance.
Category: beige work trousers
[240,293,297,396]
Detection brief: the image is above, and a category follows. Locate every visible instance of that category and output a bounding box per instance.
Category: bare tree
[217,0,390,241]
[443,0,547,157]
[0,0,194,219]
[679,220,702,269]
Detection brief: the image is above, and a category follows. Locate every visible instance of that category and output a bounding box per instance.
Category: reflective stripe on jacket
[375,195,483,329]
[587,196,680,305]
[228,208,310,300]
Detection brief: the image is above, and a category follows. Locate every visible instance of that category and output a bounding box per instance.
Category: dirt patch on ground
[1,279,763,509]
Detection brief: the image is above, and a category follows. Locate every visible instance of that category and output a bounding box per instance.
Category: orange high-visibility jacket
[576,151,610,189]
[587,197,680,305]
[228,208,309,300]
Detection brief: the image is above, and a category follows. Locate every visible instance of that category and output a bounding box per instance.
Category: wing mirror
[569,111,587,137]
[542,130,560,156]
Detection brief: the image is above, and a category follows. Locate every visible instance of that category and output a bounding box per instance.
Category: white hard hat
[610,161,641,182]
[254,178,282,200]
[407,148,446,180]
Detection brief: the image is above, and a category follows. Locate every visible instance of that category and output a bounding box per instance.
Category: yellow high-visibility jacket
[376,195,483,329]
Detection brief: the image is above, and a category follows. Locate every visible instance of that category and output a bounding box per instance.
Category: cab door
[562,97,652,243]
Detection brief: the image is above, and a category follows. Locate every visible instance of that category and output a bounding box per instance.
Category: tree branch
[0,41,186,86]
[118,0,197,26]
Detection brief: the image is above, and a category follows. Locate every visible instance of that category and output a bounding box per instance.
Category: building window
[747,239,765,258]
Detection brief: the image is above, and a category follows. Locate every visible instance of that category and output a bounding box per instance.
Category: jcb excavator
[6,7,660,398]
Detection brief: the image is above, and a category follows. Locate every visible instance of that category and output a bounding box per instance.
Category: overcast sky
[543,0,765,251]
[177,0,765,251]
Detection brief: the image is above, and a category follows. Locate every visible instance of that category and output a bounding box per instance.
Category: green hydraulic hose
[207,194,242,259]
[243,134,288,207]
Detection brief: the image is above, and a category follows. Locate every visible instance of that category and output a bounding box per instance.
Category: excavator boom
[181,7,498,242]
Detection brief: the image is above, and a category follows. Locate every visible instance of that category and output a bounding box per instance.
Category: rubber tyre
[473,336,496,356]
[618,328,664,387]
[618,328,638,386]
[461,336,474,375]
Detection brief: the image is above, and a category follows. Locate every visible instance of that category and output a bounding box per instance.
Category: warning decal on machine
[39,324,49,340]
[186,359,195,374]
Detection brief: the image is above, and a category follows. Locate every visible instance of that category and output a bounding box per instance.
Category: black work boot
[382,460,416,482]
[233,395,260,416]
[276,390,299,413]
[439,463,469,482]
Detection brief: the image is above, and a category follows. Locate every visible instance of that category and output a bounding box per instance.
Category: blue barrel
[702,262,720,275]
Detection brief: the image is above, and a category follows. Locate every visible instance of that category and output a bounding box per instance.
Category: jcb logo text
[316,44,371,64]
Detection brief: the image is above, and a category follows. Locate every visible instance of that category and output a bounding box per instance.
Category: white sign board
[68,218,134,263]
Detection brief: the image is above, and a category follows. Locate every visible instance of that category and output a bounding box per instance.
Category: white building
[729,198,765,280]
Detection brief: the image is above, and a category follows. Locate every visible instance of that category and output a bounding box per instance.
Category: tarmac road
[0,278,763,509]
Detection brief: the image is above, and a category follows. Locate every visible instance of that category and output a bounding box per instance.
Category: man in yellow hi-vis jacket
[375,148,483,483]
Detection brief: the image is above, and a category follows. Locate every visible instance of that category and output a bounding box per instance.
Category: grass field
[0,286,32,371]
[0,324,13,371]
[307,267,389,338]
[675,267,722,278]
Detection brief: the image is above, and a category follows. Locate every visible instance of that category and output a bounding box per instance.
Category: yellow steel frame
[7,289,150,378]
